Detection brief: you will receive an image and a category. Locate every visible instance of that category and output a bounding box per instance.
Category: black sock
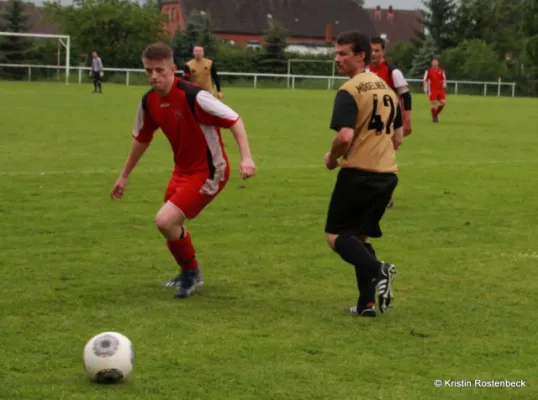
[93,81,97,91]
[363,242,376,258]
[334,233,380,276]
[98,82,102,91]
[355,269,375,306]
[359,243,377,305]
[335,234,379,306]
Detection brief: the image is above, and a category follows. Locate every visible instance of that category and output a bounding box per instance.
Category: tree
[172,10,218,67]
[409,38,438,78]
[460,39,503,80]
[260,20,288,73]
[452,0,525,61]
[0,0,29,65]
[525,35,538,67]
[418,0,458,51]
[522,0,538,36]
[43,0,168,68]
[197,11,217,57]
[386,41,418,74]
[172,10,202,67]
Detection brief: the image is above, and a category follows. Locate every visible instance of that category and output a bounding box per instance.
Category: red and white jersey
[133,77,240,175]
[367,61,408,93]
[424,67,446,92]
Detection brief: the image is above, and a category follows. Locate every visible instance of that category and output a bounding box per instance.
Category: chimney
[374,5,382,20]
[325,23,333,44]
[387,5,395,23]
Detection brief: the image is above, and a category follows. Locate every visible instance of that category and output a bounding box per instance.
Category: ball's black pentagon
[95,368,123,384]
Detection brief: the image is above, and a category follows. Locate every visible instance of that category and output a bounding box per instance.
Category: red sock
[437,104,445,115]
[167,232,198,272]
[431,107,437,119]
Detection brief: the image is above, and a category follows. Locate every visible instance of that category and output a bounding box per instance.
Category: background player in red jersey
[423,57,447,123]
[110,42,256,299]
[369,37,412,136]
[369,36,412,208]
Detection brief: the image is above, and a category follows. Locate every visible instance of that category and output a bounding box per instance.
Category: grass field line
[1,159,538,177]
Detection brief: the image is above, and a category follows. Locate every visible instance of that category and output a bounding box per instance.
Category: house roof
[163,0,378,39]
[0,1,58,34]
[365,6,422,47]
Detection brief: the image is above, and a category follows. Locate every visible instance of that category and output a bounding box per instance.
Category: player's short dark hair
[370,36,386,49]
[142,42,174,60]
[336,31,371,64]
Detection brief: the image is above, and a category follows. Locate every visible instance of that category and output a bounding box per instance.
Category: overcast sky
[31,0,422,10]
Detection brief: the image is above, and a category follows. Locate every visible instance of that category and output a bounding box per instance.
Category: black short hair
[336,31,371,64]
[370,36,386,49]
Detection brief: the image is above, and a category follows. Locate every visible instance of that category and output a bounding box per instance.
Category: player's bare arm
[193,90,256,180]
[110,139,150,199]
[326,128,354,169]
[392,126,404,151]
[229,118,256,179]
[423,70,429,94]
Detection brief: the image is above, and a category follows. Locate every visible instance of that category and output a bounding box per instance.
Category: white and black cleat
[375,263,396,313]
[346,303,377,317]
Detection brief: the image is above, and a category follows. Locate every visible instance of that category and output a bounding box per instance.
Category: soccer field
[1,81,537,399]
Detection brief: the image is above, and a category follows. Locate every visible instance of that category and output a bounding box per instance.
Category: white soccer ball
[82,332,135,384]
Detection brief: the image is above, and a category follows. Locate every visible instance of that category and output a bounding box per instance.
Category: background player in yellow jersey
[183,45,223,99]
[324,31,403,317]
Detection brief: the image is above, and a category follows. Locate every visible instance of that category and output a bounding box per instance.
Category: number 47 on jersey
[368,94,396,135]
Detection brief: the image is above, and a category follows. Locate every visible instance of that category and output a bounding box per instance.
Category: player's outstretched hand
[239,157,256,180]
[110,177,128,199]
[324,152,339,170]
[402,110,412,136]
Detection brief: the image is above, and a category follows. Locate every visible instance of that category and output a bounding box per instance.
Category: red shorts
[429,90,446,102]
[164,167,230,220]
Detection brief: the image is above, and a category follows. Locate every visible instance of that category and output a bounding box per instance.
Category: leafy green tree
[386,41,418,74]
[43,0,168,68]
[522,0,538,36]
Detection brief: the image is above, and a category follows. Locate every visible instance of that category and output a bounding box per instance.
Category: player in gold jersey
[183,45,223,99]
[324,31,403,317]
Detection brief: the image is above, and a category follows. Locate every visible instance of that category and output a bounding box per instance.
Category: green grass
[0,81,537,399]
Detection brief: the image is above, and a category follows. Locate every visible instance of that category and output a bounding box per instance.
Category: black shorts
[325,168,398,238]
[92,71,102,81]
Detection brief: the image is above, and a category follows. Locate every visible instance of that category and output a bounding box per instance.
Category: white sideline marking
[517,252,538,259]
[1,159,537,177]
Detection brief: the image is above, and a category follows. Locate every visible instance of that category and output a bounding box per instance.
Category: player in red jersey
[369,37,412,136]
[110,42,256,299]
[423,57,447,123]
[369,37,412,208]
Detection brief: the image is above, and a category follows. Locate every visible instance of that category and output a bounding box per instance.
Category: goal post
[287,58,337,89]
[0,32,71,85]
